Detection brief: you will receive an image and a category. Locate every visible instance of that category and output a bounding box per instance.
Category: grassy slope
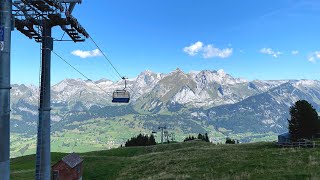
[11,141,320,179]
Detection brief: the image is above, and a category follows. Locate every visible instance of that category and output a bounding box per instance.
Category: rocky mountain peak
[295,79,320,87]
[140,70,154,76]
[217,69,227,77]
[169,68,185,75]
[195,69,246,85]
[136,70,163,85]
[94,78,113,84]
[175,67,182,72]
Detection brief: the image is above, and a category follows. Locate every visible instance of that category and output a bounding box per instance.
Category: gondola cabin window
[112,90,130,103]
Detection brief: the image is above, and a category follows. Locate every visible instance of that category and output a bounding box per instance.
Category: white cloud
[71,49,103,58]
[308,51,320,63]
[183,41,232,59]
[291,50,299,55]
[260,48,282,58]
[183,41,203,56]
[308,56,315,62]
[202,45,233,59]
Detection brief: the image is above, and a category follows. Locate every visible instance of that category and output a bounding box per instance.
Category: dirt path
[11,169,34,174]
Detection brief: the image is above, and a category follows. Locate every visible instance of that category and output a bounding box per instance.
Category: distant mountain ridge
[9,69,320,145]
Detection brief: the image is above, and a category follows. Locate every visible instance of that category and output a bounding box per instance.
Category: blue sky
[11,0,320,84]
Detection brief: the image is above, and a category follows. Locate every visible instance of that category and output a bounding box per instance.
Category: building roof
[278,132,291,138]
[62,153,83,168]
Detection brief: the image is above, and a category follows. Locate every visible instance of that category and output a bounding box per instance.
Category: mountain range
[9,69,320,156]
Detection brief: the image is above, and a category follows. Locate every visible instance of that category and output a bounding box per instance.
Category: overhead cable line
[58,34,141,100]
[89,36,123,79]
[69,39,119,82]
[88,36,142,99]
[51,50,109,94]
[79,39,119,81]
[52,50,92,81]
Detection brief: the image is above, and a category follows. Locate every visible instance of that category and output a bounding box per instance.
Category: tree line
[125,134,156,147]
[184,133,210,142]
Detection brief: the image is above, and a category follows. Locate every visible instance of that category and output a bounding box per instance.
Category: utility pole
[12,1,88,179]
[35,20,53,180]
[158,126,166,144]
[164,130,169,142]
[171,132,175,141]
[0,0,12,179]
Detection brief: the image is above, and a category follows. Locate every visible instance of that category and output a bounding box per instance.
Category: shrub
[184,135,195,142]
[226,137,236,144]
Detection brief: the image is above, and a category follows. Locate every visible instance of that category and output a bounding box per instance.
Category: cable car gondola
[112,77,130,103]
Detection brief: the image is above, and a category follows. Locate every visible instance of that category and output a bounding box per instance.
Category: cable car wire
[51,50,110,94]
[88,36,141,100]
[52,50,92,81]
[55,34,139,101]
[81,39,120,82]
[52,47,136,102]
[89,36,123,79]
[77,41,119,81]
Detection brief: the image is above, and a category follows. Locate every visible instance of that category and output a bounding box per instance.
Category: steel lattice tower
[0,0,12,179]
[6,1,88,179]
[158,126,167,144]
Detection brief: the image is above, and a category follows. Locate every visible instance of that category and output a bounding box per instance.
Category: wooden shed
[278,132,291,144]
[52,153,83,180]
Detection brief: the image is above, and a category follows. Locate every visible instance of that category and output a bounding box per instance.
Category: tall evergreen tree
[204,133,209,142]
[288,100,319,141]
[149,134,156,145]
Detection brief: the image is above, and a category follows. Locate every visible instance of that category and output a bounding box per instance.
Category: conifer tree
[288,100,319,141]
[204,133,209,142]
[149,134,156,145]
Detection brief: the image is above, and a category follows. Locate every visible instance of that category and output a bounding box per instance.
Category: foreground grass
[11,141,320,179]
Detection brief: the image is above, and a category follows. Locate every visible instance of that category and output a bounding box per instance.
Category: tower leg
[0,0,12,179]
[35,22,52,180]
[161,128,164,144]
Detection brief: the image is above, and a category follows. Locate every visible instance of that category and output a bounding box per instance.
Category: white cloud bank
[260,48,282,58]
[71,49,103,58]
[183,41,233,59]
[291,50,299,55]
[183,41,203,56]
[308,51,320,63]
[202,45,233,59]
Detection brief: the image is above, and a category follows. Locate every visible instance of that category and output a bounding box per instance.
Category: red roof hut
[52,153,83,180]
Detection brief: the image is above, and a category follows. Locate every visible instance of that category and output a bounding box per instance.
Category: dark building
[278,132,291,144]
[52,153,83,180]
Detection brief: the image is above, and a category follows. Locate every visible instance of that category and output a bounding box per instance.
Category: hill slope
[11,141,320,179]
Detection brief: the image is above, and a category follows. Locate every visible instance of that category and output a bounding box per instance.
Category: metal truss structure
[13,0,89,43]
[0,0,88,179]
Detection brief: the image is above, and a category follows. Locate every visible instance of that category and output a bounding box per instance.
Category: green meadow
[11,141,320,179]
